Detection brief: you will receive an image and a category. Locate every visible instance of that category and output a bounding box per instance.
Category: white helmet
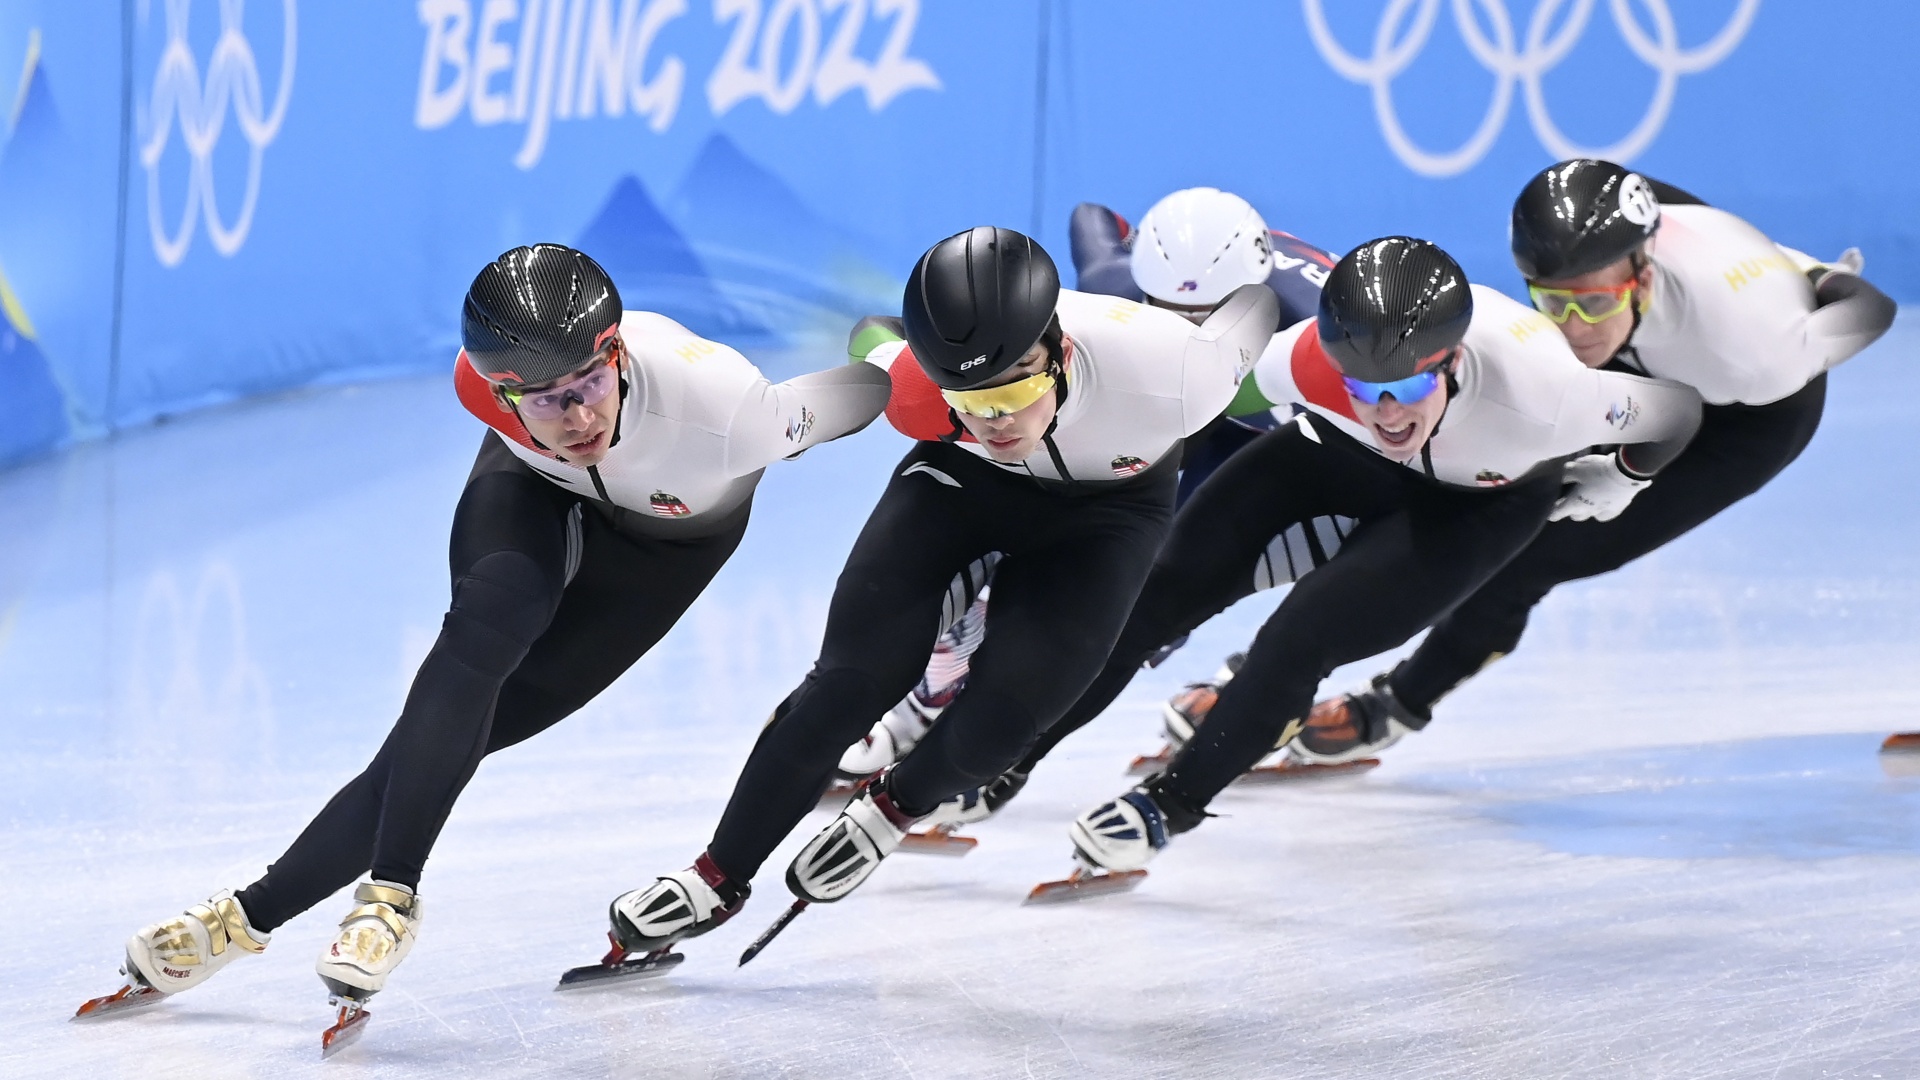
[1129,188,1273,308]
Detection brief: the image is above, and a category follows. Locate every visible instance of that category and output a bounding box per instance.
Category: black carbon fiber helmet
[462,244,623,386]
[902,227,1061,390]
[1510,159,1662,281]
[1318,237,1473,382]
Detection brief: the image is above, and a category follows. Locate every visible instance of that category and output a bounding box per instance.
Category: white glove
[1550,453,1650,523]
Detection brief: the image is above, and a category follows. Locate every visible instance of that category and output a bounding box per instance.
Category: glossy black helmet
[1510,159,1661,281]
[462,244,623,387]
[1318,237,1473,382]
[902,227,1061,390]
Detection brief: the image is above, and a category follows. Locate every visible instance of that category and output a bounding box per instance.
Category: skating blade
[72,983,165,1021]
[738,900,808,966]
[1238,757,1380,784]
[319,1002,371,1059]
[1880,733,1920,777]
[898,825,978,857]
[556,950,684,989]
[1023,867,1148,905]
[1126,746,1172,777]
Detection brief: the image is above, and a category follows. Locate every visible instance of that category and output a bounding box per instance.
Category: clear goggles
[1528,279,1638,324]
[941,369,1058,419]
[502,345,621,421]
[1341,369,1444,405]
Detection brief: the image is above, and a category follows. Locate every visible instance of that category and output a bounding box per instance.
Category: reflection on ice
[1416,733,1920,860]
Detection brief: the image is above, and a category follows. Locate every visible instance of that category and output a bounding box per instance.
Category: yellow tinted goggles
[1528,280,1637,324]
[940,370,1058,418]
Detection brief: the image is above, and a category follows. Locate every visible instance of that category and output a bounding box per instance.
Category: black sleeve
[1068,202,1145,301]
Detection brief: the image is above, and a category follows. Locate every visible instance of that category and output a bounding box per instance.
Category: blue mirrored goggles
[1340,370,1443,405]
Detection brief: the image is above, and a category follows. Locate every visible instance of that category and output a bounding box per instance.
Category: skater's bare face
[495,352,624,466]
[1533,255,1653,368]
[953,342,1059,463]
[1349,374,1450,463]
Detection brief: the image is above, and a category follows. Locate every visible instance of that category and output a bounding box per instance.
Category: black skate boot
[1291,672,1430,765]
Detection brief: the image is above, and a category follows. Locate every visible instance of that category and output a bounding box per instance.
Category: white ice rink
[3,318,1917,1078]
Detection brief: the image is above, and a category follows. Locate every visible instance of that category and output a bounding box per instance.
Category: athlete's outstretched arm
[1766,250,1899,373]
[722,361,891,475]
[1567,369,1704,478]
[1068,202,1143,300]
[1177,283,1281,434]
[1797,269,1898,369]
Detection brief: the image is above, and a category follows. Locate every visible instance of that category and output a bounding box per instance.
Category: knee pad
[440,551,561,679]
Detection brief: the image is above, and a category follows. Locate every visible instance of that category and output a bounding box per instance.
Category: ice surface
[2,319,1918,1078]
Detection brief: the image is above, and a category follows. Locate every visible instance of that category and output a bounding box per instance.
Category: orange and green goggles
[1527,279,1638,324]
[940,370,1058,419]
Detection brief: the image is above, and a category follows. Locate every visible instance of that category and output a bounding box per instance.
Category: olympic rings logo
[139,0,297,267]
[1302,0,1760,177]
[127,561,274,745]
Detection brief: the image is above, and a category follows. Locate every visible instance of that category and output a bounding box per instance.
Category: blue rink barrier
[0,0,1913,466]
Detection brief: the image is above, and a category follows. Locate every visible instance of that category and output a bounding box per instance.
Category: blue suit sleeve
[1068,202,1145,301]
[1262,231,1337,327]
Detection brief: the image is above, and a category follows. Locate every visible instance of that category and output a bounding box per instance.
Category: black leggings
[237,435,745,932]
[1019,421,1560,807]
[1390,374,1827,715]
[705,440,1175,882]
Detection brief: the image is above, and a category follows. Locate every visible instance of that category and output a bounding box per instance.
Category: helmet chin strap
[1618,248,1653,356]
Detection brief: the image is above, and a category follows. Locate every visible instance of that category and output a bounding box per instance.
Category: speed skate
[1879,732,1920,777]
[556,932,687,990]
[71,982,166,1021]
[1024,862,1150,905]
[898,822,979,856]
[1126,743,1381,782]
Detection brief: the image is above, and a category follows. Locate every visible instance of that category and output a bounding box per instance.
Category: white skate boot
[924,767,1031,829]
[558,853,751,988]
[1027,787,1181,904]
[836,596,987,779]
[897,767,1032,856]
[837,693,946,778]
[76,889,271,1018]
[1289,672,1428,766]
[609,852,750,954]
[316,881,422,1003]
[736,773,929,966]
[1069,789,1173,873]
[122,889,271,995]
[787,772,921,902]
[313,881,422,1055]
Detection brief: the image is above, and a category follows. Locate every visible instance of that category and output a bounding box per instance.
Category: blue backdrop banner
[0,0,1912,466]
